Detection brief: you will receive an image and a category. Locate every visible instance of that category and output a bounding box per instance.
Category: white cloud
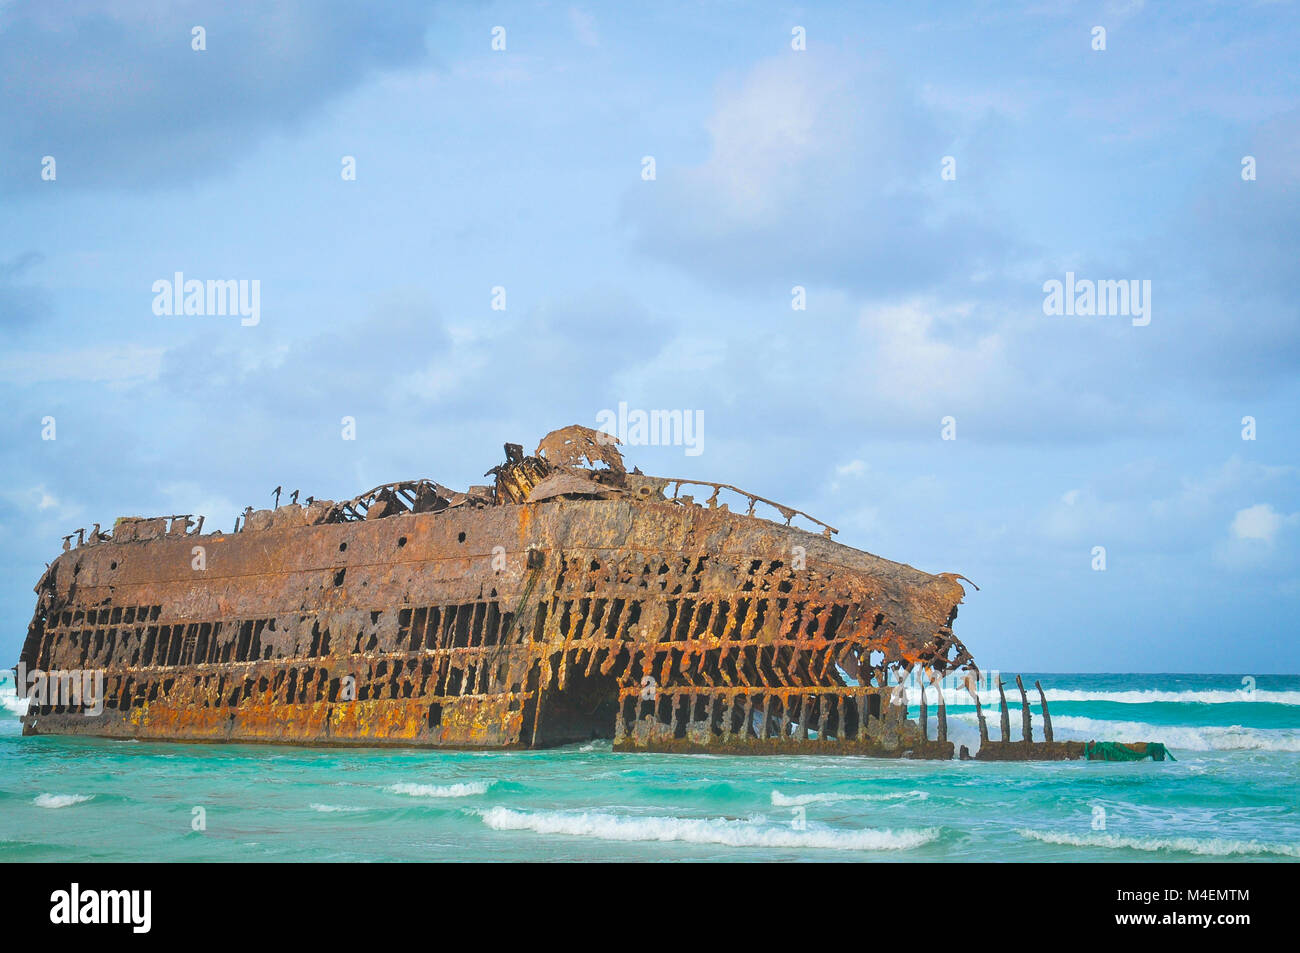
[2,484,82,524]
[1033,457,1300,561]
[855,299,1007,413]
[1231,503,1286,542]
[1215,503,1299,570]
[627,51,944,244]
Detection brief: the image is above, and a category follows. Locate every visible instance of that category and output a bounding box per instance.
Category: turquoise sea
[2,672,1297,862]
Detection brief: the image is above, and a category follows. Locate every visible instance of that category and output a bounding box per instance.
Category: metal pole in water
[1035,679,1054,743]
[1015,674,1032,744]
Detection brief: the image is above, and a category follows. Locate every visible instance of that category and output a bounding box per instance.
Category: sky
[1,0,1298,672]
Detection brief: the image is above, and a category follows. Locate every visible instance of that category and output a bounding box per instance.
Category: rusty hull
[17,426,979,757]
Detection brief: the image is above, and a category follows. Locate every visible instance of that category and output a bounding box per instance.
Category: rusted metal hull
[17,499,972,754]
[16,427,981,757]
[971,741,1087,761]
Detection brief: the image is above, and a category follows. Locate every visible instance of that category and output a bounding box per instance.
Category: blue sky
[2,1,1298,672]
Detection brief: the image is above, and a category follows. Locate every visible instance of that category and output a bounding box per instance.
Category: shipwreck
[16,425,1116,760]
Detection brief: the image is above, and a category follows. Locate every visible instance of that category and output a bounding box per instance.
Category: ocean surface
[2,672,1297,862]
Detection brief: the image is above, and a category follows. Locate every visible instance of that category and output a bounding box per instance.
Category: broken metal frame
[659,478,838,538]
[960,674,1084,761]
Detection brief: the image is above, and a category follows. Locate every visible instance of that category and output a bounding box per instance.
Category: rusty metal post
[1015,674,1032,744]
[933,675,948,743]
[1035,679,1054,742]
[970,684,989,745]
[997,678,1011,743]
[919,679,929,740]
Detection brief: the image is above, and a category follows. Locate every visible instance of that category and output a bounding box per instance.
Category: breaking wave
[385,781,493,798]
[35,793,92,809]
[309,803,366,813]
[0,680,29,717]
[1047,716,1300,752]
[933,687,1300,707]
[949,712,1300,751]
[480,807,939,850]
[1039,688,1300,706]
[770,790,929,807]
[1018,828,1300,858]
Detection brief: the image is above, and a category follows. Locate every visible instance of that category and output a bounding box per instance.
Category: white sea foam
[309,803,366,813]
[1019,828,1300,858]
[950,712,1300,751]
[386,781,493,798]
[929,687,1300,707]
[1039,688,1300,706]
[35,793,92,809]
[1048,716,1300,752]
[480,807,939,850]
[770,790,929,807]
[1,680,29,717]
